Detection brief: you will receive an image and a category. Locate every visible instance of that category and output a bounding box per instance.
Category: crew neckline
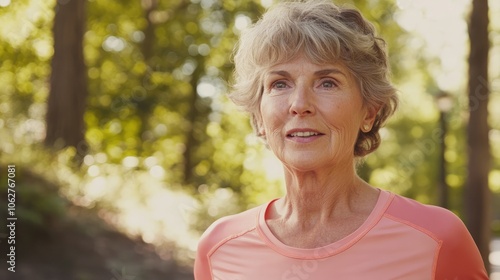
[256,189,393,259]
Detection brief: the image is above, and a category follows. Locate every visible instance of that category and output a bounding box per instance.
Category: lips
[286,129,324,138]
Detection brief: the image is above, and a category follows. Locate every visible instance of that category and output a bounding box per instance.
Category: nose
[289,85,315,116]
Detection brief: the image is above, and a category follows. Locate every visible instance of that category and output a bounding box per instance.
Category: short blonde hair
[229,0,398,157]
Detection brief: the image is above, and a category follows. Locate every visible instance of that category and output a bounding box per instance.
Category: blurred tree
[3,0,492,241]
[465,0,491,272]
[81,0,267,198]
[135,0,158,152]
[45,0,88,156]
[1,0,499,277]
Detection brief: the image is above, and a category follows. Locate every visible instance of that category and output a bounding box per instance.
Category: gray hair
[229,0,398,156]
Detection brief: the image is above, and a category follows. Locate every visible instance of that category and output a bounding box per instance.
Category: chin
[281,157,328,172]
[280,151,351,173]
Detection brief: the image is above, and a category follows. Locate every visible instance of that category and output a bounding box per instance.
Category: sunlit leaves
[1,0,499,249]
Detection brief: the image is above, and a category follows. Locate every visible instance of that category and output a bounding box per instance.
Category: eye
[271,80,289,89]
[320,79,337,88]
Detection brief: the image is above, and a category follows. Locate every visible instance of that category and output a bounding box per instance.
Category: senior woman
[195,1,487,279]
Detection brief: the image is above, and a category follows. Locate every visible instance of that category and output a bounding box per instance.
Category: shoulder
[385,193,465,240]
[194,202,266,280]
[198,204,262,254]
[384,193,487,278]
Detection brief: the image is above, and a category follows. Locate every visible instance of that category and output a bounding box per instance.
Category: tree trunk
[465,0,490,273]
[182,64,204,185]
[45,0,88,157]
[135,0,158,153]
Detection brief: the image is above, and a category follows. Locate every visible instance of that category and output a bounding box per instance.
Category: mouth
[286,130,324,138]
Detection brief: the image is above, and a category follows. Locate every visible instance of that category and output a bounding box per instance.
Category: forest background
[0,0,499,279]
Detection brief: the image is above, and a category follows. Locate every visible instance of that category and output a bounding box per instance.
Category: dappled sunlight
[63,160,203,261]
[391,0,472,123]
[492,238,500,278]
[0,0,53,48]
[396,0,469,92]
[0,0,498,278]
[492,252,500,267]
[0,0,10,7]
[49,147,281,263]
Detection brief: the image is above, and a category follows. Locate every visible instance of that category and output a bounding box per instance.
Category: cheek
[260,99,284,129]
[323,106,363,140]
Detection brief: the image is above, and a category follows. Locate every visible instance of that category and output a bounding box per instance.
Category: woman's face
[258,55,376,172]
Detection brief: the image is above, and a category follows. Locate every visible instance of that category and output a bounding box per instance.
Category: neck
[276,163,375,224]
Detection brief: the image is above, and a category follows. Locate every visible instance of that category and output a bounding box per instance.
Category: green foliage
[1,0,499,248]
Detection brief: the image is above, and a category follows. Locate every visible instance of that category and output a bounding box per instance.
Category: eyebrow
[268,70,291,78]
[267,68,348,78]
[314,68,348,78]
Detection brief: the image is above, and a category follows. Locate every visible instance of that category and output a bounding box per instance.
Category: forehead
[264,55,353,79]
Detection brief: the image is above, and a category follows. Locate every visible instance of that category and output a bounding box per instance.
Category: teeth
[290,131,319,137]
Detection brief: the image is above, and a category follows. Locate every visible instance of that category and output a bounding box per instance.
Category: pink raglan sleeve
[194,224,216,280]
[433,211,488,279]
[193,204,265,280]
[387,194,488,279]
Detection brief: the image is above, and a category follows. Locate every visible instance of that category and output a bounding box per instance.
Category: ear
[258,127,266,136]
[252,112,265,136]
[361,104,380,132]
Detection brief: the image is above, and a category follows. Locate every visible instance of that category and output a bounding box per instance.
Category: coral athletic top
[194,190,488,279]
